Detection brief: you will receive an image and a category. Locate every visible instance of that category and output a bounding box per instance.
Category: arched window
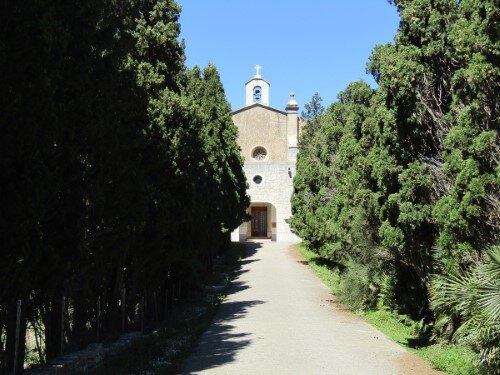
[253,86,262,103]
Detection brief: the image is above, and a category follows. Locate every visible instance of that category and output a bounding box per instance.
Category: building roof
[231,103,288,116]
[245,77,271,86]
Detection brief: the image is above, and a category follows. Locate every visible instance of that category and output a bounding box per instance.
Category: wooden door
[251,207,268,237]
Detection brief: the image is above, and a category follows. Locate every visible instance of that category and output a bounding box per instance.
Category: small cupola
[286,92,299,112]
[245,65,270,107]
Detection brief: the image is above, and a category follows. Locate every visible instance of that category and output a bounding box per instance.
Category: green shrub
[337,261,378,310]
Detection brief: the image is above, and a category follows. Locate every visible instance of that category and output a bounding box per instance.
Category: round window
[252,146,267,161]
[253,175,263,184]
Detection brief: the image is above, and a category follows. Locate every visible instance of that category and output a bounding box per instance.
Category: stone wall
[232,161,299,243]
[27,332,142,375]
[232,106,289,162]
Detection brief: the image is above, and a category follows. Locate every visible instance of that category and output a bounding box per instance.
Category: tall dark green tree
[185,64,249,256]
[290,93,335,250]
[364,0,461,316]
[0,0,248,371]
[291,0,498,366]
[433,0,499,271]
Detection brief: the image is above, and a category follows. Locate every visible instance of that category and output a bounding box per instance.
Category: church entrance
[232,202,276,241]
[251,206,268,237]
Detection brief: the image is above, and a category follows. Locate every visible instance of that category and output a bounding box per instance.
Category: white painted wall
[232,161,300,243]
[245,78,270,106]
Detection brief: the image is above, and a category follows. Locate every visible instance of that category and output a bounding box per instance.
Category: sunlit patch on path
[180,241,442,375]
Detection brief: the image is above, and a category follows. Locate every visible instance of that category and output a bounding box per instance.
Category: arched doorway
[231,202,278,242]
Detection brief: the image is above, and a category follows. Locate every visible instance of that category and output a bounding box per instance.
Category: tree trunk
[4,300,27,374]
[42,298,63,361]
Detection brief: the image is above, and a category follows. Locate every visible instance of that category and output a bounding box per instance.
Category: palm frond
[430,246,500,370]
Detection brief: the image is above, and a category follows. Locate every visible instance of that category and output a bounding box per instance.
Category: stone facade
[232,105,289,162]
[231,67,300,243]
[238,162,298,242]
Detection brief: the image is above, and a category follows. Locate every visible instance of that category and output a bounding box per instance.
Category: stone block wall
[231,161,299,243]
[232,106,289,162]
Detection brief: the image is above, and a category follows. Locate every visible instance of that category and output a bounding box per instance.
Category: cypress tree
[0,0,248,369]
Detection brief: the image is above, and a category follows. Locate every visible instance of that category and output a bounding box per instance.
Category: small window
[253,175,263,184]
[252,146,267,161]
[253,86,262,103]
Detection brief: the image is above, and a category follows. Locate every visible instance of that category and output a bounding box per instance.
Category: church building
[230,66,302,243]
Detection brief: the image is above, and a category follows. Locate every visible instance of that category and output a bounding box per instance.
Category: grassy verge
[299,244,483,375]
[90,243,245,375]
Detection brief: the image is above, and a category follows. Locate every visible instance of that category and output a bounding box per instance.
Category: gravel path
[181,241,442,375]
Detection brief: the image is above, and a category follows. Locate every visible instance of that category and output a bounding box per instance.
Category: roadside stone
[27,332,143,375]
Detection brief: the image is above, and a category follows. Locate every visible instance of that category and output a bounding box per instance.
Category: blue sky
[177,1,400,112]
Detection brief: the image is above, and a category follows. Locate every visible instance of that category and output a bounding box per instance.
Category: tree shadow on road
[179,241,266,374]
[239,258,259,265]
[179,299,265,374]
[242,241,263,258]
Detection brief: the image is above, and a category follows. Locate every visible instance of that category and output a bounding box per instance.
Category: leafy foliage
[291,0,499,369]
[0,0,248,371]
[430,247,500,369]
